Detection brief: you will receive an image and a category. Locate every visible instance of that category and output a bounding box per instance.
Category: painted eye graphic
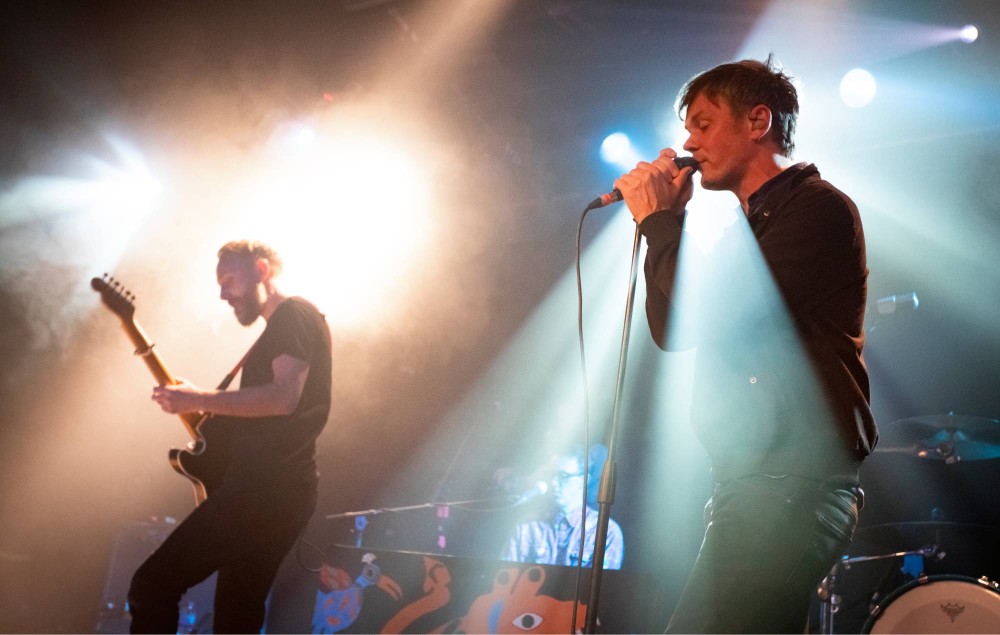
[512,612,544,630]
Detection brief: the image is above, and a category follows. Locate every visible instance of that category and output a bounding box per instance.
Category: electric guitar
[91,275,229,504]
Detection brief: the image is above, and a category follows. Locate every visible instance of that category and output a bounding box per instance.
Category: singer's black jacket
[638,163,877,484]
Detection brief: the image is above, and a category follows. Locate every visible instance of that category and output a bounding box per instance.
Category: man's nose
[683,136,696,152]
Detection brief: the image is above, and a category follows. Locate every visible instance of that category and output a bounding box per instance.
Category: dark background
[2,1,999,631]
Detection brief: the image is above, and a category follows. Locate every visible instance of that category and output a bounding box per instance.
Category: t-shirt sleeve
[266,300,321,365]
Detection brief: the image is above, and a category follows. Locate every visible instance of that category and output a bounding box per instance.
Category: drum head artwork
[864,576,1000,634]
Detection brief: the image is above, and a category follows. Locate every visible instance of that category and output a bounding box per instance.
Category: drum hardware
[817,546,941,635]
[874,413,1000,463]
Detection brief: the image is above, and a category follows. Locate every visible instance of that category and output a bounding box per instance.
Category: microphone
[587,156,700,210]
[876,292,919,315]
[512,481,549,505]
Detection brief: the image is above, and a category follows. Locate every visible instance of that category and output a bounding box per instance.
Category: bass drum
[863,575,1000,633]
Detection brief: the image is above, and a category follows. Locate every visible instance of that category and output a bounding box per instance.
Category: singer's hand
[614,148,695,224]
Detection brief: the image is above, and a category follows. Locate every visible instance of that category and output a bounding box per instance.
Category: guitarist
[128,240,332,634]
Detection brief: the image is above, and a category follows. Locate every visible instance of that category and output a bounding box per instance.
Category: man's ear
[254,258,269,283]
[748,104,772,142]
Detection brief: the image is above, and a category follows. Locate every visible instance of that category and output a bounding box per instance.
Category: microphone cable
[569,156,698,631]
[569,200,597,633]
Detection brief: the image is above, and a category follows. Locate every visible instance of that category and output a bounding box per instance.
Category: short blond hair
[217,240,283,276]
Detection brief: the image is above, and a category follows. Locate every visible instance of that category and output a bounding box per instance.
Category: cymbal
[875,413,1000,462]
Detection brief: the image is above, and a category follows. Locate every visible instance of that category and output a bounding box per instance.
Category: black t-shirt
[221,296,332,490]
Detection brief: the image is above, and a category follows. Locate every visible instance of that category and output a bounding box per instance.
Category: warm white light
[839,68,877,109]
[960,24,979,44]
[270,121,317,155]
[230,122,433,331]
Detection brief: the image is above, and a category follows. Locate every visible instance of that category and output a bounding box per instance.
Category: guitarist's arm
[152,354,309,418]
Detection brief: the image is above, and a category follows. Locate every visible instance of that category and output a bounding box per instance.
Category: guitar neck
[121,318,202,440]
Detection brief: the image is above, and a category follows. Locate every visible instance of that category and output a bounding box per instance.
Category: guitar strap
[216,335,263,391]
[216,301,330,391]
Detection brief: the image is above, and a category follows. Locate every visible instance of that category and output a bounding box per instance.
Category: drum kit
[817,413,1000,634]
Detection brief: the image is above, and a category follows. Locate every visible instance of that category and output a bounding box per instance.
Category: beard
[230,292,263,326]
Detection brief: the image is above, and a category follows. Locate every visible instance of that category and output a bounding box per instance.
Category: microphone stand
[584,223,643,634]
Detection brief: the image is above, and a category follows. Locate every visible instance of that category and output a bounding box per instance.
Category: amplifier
[95,519,216,634]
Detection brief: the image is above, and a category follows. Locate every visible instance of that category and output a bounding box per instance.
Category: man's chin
[234,308,260,326]
[699,175,724,191]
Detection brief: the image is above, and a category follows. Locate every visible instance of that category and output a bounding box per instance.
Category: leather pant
[666,473,861,634]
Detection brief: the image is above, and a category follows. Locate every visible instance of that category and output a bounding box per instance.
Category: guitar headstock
[91,274,137,322]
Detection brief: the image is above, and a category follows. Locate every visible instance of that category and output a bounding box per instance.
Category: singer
[614,56,876,633]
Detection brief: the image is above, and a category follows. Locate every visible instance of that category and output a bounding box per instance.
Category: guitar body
[167,414,232,504]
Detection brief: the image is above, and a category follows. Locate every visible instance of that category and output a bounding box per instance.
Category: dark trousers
[128,483,316,634]
[666,473,860,634]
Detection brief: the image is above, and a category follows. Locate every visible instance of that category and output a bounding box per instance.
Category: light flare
[840,68,877,109]
[600,133,641,169]
[225,117,434,332]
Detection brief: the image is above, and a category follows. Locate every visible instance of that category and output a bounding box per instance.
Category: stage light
[269,121,317,155]
[385,206,666,511]
[227,117,433,332]
[960,24,978,44]
[664,127,740,255]
[683,199,740,255]
[600,132,640,169]
[89,151,163,216]
[840,68,877,108]
[0,134,162,251]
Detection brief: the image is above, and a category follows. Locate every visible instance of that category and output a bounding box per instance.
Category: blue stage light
[599,133,639,168]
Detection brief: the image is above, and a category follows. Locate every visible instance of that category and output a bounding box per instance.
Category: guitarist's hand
[152,379,205,415]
